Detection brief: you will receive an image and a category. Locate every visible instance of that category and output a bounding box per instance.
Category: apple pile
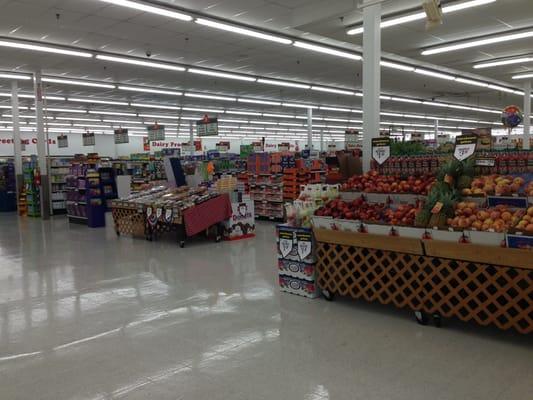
[341,171,435,195]
[515,206,533,233]
[314,197,386,222]
[449,202,525,233]
[383,204,418,226]
[463,175,525,196]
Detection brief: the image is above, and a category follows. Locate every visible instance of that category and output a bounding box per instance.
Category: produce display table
[313,228,533,334]
[110,202,147,238]
[183,193,232,237]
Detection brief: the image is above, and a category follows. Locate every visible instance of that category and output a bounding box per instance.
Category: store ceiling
[0,0,531,138]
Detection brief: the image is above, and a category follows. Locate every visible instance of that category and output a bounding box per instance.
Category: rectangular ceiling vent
[423,0,443,29]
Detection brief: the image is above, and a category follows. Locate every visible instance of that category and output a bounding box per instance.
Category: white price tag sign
[371,137,391,165]
[454,134,477,161]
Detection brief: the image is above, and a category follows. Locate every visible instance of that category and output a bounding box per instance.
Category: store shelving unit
[0,159,16,212]
[49,157,72,215]
[250,174,284,220]
[23,158,40,217]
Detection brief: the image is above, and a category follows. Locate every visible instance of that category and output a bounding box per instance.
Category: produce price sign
[196,115,218,137]
[114,128,129,144]
[475,156,495,167]
[147,124,165,141]
[345,129,358,150]
[216,141,230,152]
[371,137,390,165]
[454,133,477,161]
[57,134,68,148]
[82,132,95,146]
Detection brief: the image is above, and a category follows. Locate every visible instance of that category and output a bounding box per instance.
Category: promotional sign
[252,141,263,152]
[475,156,496,167]
[82,132,95,146]
[181,142,195,153]
[57,134,68,148]
[454,133,477,161]
[411,132,424,142]
[216,141,230,152]
[114,128,129,144]
[143,137,150,151]
[196,115,218,136]
[278,142,290,151]
[222,200,255,240]
[345,130,359,150]
[194,140,203,151]
[462,128,492,150]
[327,142,337,153]
[147,124,165,141]
[240,144,253,159]
[371,137,390,165]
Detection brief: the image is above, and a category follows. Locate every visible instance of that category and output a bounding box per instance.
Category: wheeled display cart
[313,228,533,334]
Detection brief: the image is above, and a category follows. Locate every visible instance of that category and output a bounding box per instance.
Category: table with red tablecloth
[183,193,232,237]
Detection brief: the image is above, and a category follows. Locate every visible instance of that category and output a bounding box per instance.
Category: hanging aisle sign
[181,142,195,152]
[216,141,230,152]
[454,133,477,161]
[196,114,218,136]
[345,129,358,150]
[147,124,165,141]
[278,142,290,151]
[114,128,129,144]
[371,137,391,165]
[82,132,95,146]
[57,134,68,148]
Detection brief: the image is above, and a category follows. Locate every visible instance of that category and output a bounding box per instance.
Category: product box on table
[279,275,320,298]
[278,258,316,281]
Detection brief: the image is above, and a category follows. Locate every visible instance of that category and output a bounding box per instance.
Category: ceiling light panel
[512,72,533,80]
[0,73,31,80]
[185,93,236,101]
[256,78,310,89]
[131,102,180,110]
[195,18,292,45]
[68,97,128,106]
[293,41,361,60]
[96,55,186,71]
[118,85,182,96]
[311,86,355,96]
[238,98,281,106]
[188,68,256,82]
[0,39,93,58]
[43,77,115,89]
[473,56,533,69]
[380,61,415,72]
[98,0,192,21]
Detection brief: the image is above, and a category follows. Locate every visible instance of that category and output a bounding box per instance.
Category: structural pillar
[361,1,381,172]
[320,131,324,152]
[33,71,50,220]
[11,81,23,198]
[524,80,531,150]
[189,121,194,155]
[307,108,313,150]
[434,119,439,146]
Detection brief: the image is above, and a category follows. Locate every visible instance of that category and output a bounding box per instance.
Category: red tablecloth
[183,194,232,237]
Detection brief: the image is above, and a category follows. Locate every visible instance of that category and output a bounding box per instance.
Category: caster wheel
[115,231,120,236]
[432,313,442,328]
[179,241,185,248]
[322,289,334,301]
[415,311,429,326]
[147,236,153,242]
[215,236,221,243]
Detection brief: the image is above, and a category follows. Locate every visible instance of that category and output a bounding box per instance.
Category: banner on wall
[196,115,218,137]
[114,128,129,144]
[57,134,68,148]
[147,124,165,141]
[82,132,95,146]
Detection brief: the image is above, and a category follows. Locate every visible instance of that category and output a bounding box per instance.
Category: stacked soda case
[283,168,310,200]
[247,153,271,175]
[250,174,284,219]
[276,224,319,299]
[270,152,296,173]
[375,154,446,176]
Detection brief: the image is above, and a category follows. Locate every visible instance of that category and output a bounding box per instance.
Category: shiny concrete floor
[0,214,532,400]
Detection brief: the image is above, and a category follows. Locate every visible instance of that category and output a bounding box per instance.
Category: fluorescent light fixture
[182,106,224,113]
[262,113,295,118]
[36,107,87,113]
[348,0,496,36]
[256,78,310,89]
[282,103,318,109]
[249,121,277,125]
[474,56,533,69]
[0,73,31,80]
[218,119,248,123]
[98,0,192,21]
[131,102,180,110]
[279,122,303,126]
[42,77,115,89]
[455,77,489,87]
[380,61,415,72]
[391,97,423,104]
[226,110,262,116]
[311,86,355,96]
[195,18,292,45]
[138,113,178,120]
[487,84,515,93]
[512,72,533,80]
[68,97,128,106]
[188,68,256,82]
[0,39,92,58]
[96,55,185,71]
[55,117,100,122]
[414,68,456,80]
[293,41,361,60]
[380,95,392,100]
[103,119,143,124]
[118,85,182,96]
[238,98,281,106]
[185,93,236,101]
[319,106,351,112]
[422,30,533,55]
[88,110,136,116]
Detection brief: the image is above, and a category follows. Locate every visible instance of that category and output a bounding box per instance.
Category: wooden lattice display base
[314,229,533,334]
[111,206,146,238]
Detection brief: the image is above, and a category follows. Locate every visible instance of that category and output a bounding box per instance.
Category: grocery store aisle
[0,214,532,400]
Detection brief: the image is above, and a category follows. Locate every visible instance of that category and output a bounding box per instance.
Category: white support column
[307,108,313,150]
[33,70,50,220]
[320,131,324,152]
[361,1,381,172]
[434,119,439,146]
[189,121,194,155]
[524,80,531,150]
[11,81,23,198]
